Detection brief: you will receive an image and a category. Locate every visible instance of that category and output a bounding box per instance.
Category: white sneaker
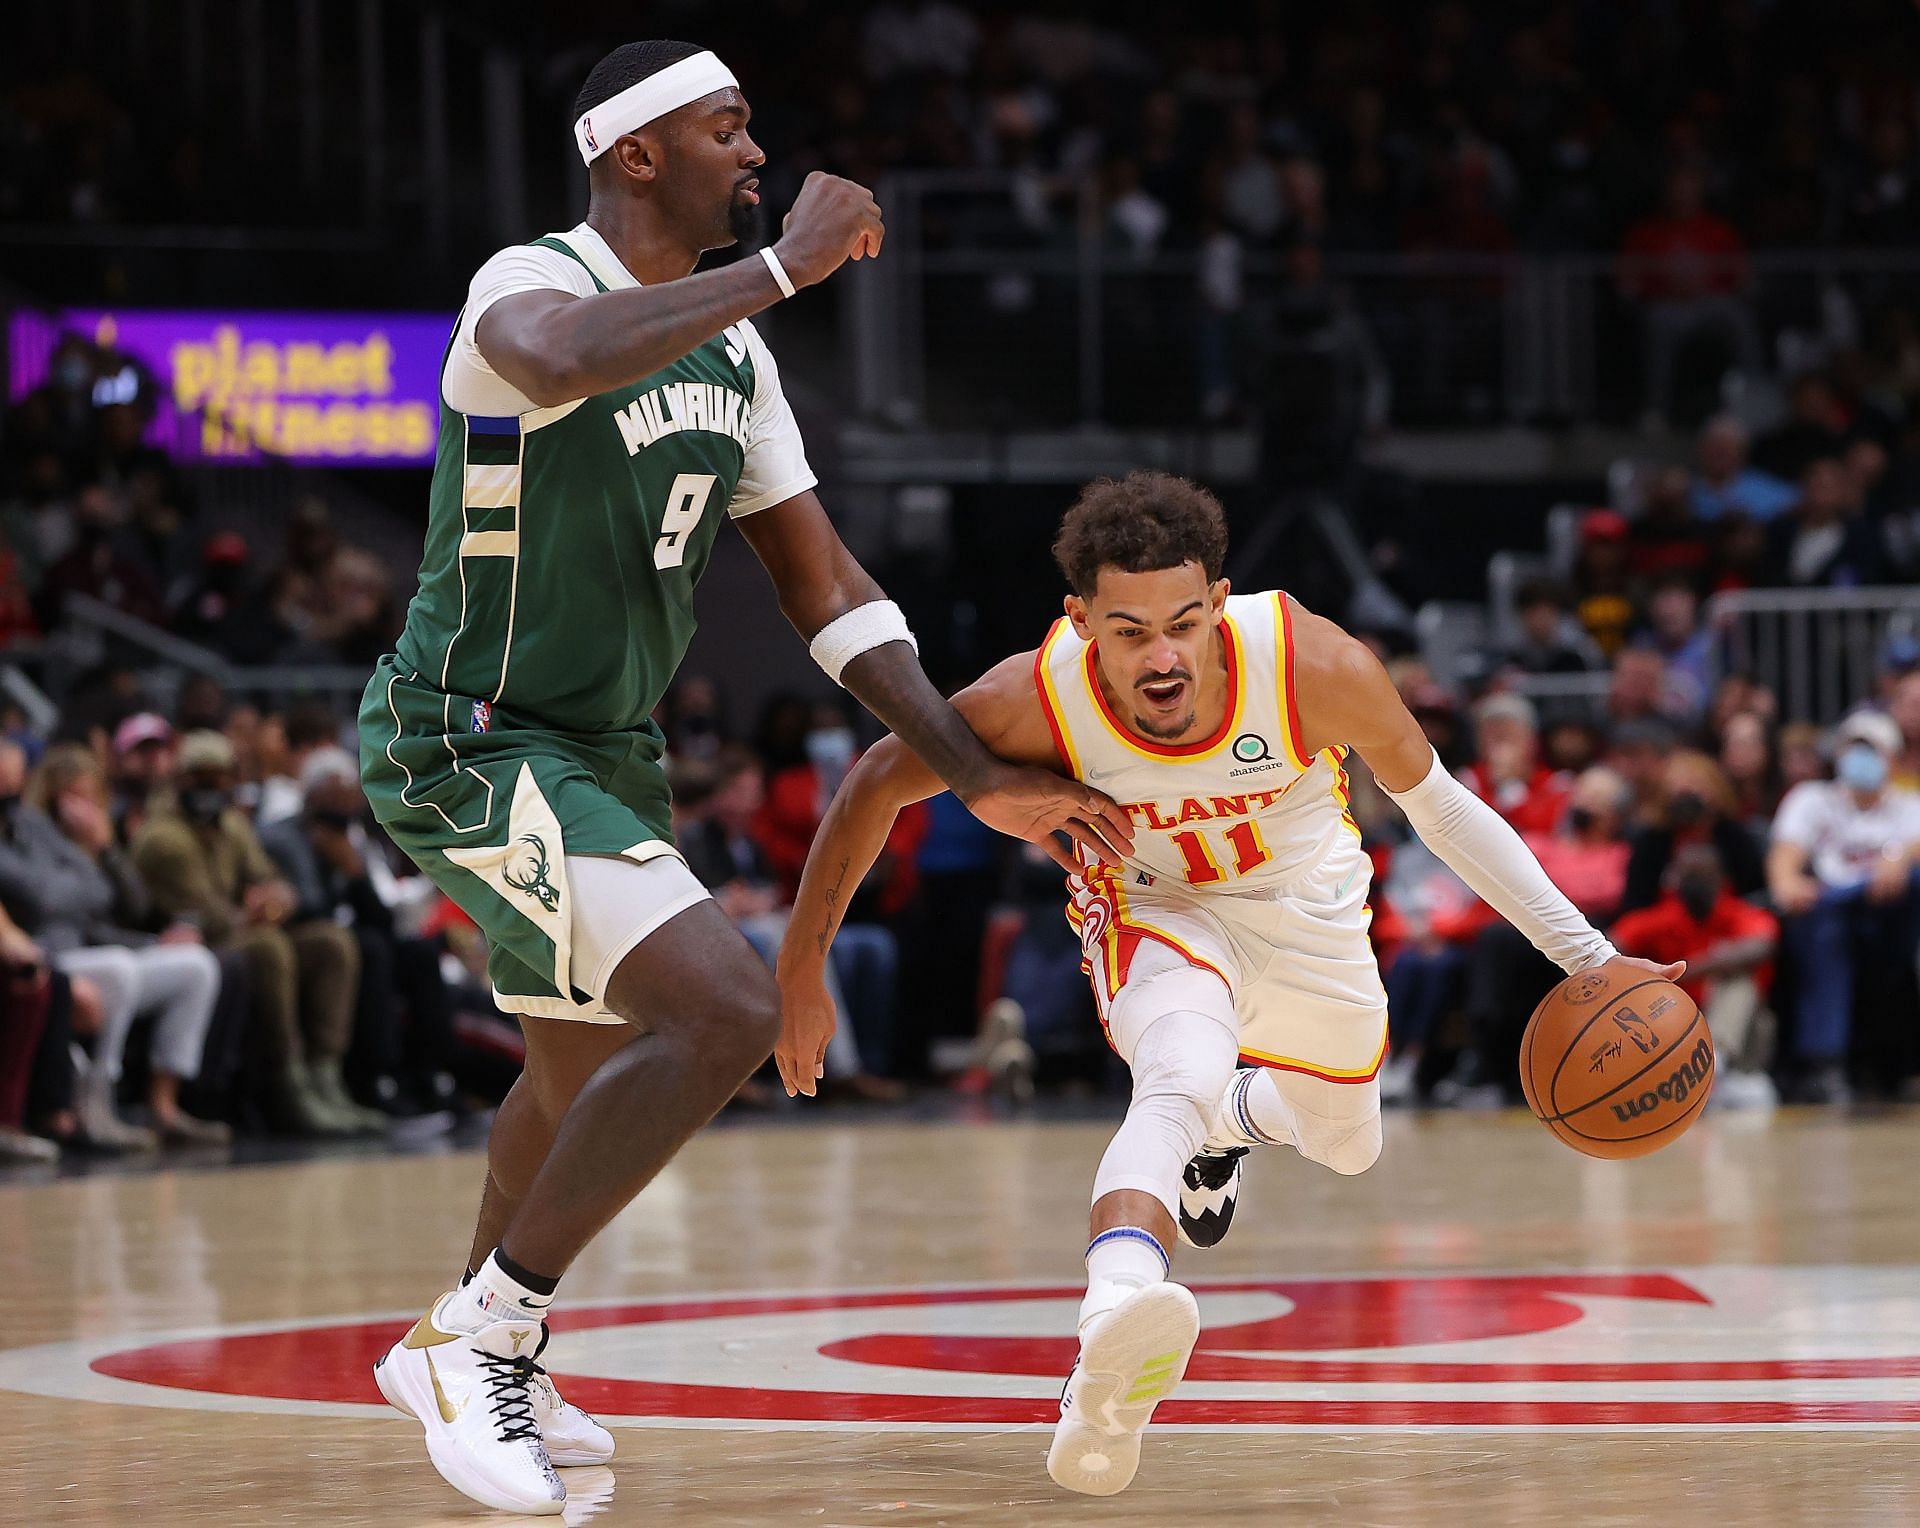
[1047,1282,1200,1497]
[374,1295,566,1515]
[1378,1051,1419,1106]
[1709,1069,1778,1111]
[525,1331,616,1466]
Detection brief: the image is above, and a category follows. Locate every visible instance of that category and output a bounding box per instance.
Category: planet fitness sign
[8,308,454,466]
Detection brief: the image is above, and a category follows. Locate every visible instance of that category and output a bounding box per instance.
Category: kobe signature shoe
[526,1327,615,1466]
[373,1295,566,1514]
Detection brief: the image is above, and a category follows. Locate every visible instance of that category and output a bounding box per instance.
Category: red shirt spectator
[1620,168,1748,303]
[1525,832,1632,924]
[756,756,928,916]
[1610,888,1777,1006]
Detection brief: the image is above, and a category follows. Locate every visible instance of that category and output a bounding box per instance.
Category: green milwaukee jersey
[360,224,814,1022]
[393,223,816,736]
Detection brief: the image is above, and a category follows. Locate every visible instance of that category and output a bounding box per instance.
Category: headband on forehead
[574,51,739,165]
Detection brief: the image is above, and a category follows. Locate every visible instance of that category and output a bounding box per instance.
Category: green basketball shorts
[358,655,709,1022]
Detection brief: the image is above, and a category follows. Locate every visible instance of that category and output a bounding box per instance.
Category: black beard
[726,196,760,246]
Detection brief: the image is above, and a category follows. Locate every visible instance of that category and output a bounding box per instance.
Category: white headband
[574,51,739,165]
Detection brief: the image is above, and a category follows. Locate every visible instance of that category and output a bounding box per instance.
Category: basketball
[1519,958,1714,1160]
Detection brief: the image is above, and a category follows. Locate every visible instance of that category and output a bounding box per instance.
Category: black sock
[461,1267,475,1287]
[493,1247,560,1298]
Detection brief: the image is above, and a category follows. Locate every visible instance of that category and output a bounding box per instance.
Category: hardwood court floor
[5,1107,1919,1525]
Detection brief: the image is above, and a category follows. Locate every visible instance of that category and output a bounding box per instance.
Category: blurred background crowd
[3,0,1920,1162]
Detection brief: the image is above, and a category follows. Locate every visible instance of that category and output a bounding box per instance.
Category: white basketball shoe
[525,1328,616,1466]
[374,1295,566,1514]
[1047,1281,1201,1496]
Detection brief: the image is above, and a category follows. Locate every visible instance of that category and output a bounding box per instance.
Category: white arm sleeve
[1383,746,1616,974]
[728,320,818,518]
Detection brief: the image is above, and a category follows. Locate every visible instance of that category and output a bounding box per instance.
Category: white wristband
[809,600,917,685]
[759,246,797,299]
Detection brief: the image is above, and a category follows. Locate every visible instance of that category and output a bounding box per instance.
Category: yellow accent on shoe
[424,1351,462,1423]
[402,1298,465,1350]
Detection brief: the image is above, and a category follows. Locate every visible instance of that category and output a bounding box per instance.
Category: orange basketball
[1519,957,1714,1160]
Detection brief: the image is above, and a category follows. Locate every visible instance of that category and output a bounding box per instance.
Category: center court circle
[5,1268,1920,1431]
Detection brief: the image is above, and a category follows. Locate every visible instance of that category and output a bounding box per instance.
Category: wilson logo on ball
[1610,1036,1714,1122]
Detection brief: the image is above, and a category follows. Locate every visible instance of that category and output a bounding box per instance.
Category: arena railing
[44,594,372,714]
[1708,587,1920,727]
[844,172,1920,434]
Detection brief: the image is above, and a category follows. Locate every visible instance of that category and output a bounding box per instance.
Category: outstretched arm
[735,492,1131,867]
[476,172,885,406]
[1289,601,1681,980]
[773,652,1061,1096]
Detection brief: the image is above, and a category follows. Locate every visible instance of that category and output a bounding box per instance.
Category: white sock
[1208,1067,1298,1151]
[1207,1066,1384,1177]
[1079,1226,1168,1332]
[441,1250,557,1333]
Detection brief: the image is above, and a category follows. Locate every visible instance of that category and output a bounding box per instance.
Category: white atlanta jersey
[1035,591,1387,1083]
[1033,591,1360,894]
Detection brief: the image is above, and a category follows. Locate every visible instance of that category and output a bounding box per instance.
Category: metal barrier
[46,595,371,714]
[845,172,1920,432]
[1708,587,1920,726]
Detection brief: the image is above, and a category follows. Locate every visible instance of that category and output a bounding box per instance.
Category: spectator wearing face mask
[756,701,926,913]
[1622,750,1766,914]
[1611,841,1779,1107]
[131,730,366,1135]
[1766,710,1920,1103]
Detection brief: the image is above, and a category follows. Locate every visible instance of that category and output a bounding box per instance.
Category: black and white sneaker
[1177,1145,1248,1249]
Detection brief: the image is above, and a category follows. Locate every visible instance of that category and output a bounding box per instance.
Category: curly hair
[1051,471,1229,597]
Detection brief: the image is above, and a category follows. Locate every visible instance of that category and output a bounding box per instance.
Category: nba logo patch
[470,700,492,734]
[582,117,597,152]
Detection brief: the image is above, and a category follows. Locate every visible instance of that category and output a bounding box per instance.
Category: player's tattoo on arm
[814,855,851,955]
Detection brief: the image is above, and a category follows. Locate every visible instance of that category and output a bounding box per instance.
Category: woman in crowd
[23,744,229,1144]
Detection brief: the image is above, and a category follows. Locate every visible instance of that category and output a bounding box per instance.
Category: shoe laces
[1187,1146,1248,1191]
[473,1349,542,1443]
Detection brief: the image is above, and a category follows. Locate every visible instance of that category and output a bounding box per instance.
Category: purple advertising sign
[7,308,455,467]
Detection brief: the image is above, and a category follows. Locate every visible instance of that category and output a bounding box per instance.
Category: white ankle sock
[442,1250,556,1333]
[1209,1067,1296,1151]
[1079,1227,1168,1332]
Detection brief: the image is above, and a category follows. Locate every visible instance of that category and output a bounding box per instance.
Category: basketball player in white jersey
[775,470,1680,1495]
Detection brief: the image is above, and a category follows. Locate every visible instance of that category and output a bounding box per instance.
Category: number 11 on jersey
[1170,819,1273,885]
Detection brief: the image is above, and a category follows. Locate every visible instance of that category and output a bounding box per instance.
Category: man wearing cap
[1767,709,1920,1103]
[355,39,1131,1513]
[132,730,372,1136]
[109,712,176,842]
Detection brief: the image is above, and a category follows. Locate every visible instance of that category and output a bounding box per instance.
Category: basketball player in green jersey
[358,41,1131,1515]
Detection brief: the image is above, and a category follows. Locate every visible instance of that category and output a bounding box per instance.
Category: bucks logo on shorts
[503,833,561,913]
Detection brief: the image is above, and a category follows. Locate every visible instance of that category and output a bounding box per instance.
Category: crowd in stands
[1359,636,1920,1112]
[11,5,1920,429]
[0,333,404,668]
